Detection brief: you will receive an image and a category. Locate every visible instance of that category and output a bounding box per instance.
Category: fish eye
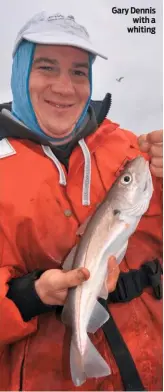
[120,173,132,185]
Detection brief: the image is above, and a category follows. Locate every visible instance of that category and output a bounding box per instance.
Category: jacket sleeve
[6,270,57,322]
[0,231,38,345]
[0,195,65,350]
[0,209,59,345]
[0,195,44,345]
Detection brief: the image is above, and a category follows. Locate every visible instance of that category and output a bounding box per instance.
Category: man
[0,11,162,391]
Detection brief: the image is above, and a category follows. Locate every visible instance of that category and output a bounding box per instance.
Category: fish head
[109,156,154,218]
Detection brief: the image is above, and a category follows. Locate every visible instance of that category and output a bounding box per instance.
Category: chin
[45,125,74,138]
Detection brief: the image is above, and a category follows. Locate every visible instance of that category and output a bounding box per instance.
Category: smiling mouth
[45,100,74,109]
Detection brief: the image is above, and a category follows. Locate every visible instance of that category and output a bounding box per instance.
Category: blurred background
[0,0,162,134]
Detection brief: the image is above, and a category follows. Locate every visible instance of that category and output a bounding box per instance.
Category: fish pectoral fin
[115,240,128,265]
[87,301,109,333]
[70,335,111,387]
[62,244,78,271]
[99,279,109,300]
[97,241,128,301]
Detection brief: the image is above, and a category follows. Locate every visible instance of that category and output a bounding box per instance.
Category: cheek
[29,75,37,104]
[29,73,45,100]
[79,83,90,103]
[29,73,35,92]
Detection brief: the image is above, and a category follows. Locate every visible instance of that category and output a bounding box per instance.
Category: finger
[138,134,148,145]
[106,256,120,293]
[150,164,163,178]
[138,134,150,152]
[60,267,90,290]
[107,265,120,293]
[149,144,163,158]
[138,141,150,153]
[107,256,118,274]
[151,157,163,168]
[147,130,163,144]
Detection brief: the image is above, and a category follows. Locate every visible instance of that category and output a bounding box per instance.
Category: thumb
[60,267,90,290]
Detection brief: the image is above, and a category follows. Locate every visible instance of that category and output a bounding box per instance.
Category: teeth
[46,100,72,108]
[55,104,69,108]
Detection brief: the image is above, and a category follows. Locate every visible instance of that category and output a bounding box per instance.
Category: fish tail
[70,334,111,386]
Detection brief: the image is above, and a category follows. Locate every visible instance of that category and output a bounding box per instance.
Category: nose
[50,72,75,96]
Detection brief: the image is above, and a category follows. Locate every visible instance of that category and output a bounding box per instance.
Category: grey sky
[0,0,162,134]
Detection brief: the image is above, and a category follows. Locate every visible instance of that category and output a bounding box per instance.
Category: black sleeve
[7,270,58,322]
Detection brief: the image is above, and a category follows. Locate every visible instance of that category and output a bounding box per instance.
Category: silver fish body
[62,156,153,386]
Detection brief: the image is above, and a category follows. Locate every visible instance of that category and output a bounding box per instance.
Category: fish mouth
[138,160,154,204]
[133,157,151,194]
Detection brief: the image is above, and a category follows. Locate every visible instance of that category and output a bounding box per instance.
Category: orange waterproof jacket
[0,119,162,391]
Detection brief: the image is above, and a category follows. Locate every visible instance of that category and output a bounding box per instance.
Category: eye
[38,66,53,71]
[120,173,132,185]
[72,70,88,77]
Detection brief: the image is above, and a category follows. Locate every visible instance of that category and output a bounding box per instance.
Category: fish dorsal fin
[76,215,92,236]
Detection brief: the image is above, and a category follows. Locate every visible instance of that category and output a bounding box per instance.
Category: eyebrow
[33,57,89,69]
[72,62,89,69]
[33,57,58,65]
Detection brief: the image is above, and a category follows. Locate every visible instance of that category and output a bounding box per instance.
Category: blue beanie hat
[11,40,92,144]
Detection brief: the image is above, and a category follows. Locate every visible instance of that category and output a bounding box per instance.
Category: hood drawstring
[78,139,91,206]
[41,139,91,206]
[42,145,67,186]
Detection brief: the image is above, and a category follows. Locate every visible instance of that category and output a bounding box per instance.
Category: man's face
[29,45,90,138]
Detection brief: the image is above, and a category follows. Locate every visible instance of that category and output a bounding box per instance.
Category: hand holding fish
[35,256,119,306]
[34,267,90,305]
[138,130,163,178]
